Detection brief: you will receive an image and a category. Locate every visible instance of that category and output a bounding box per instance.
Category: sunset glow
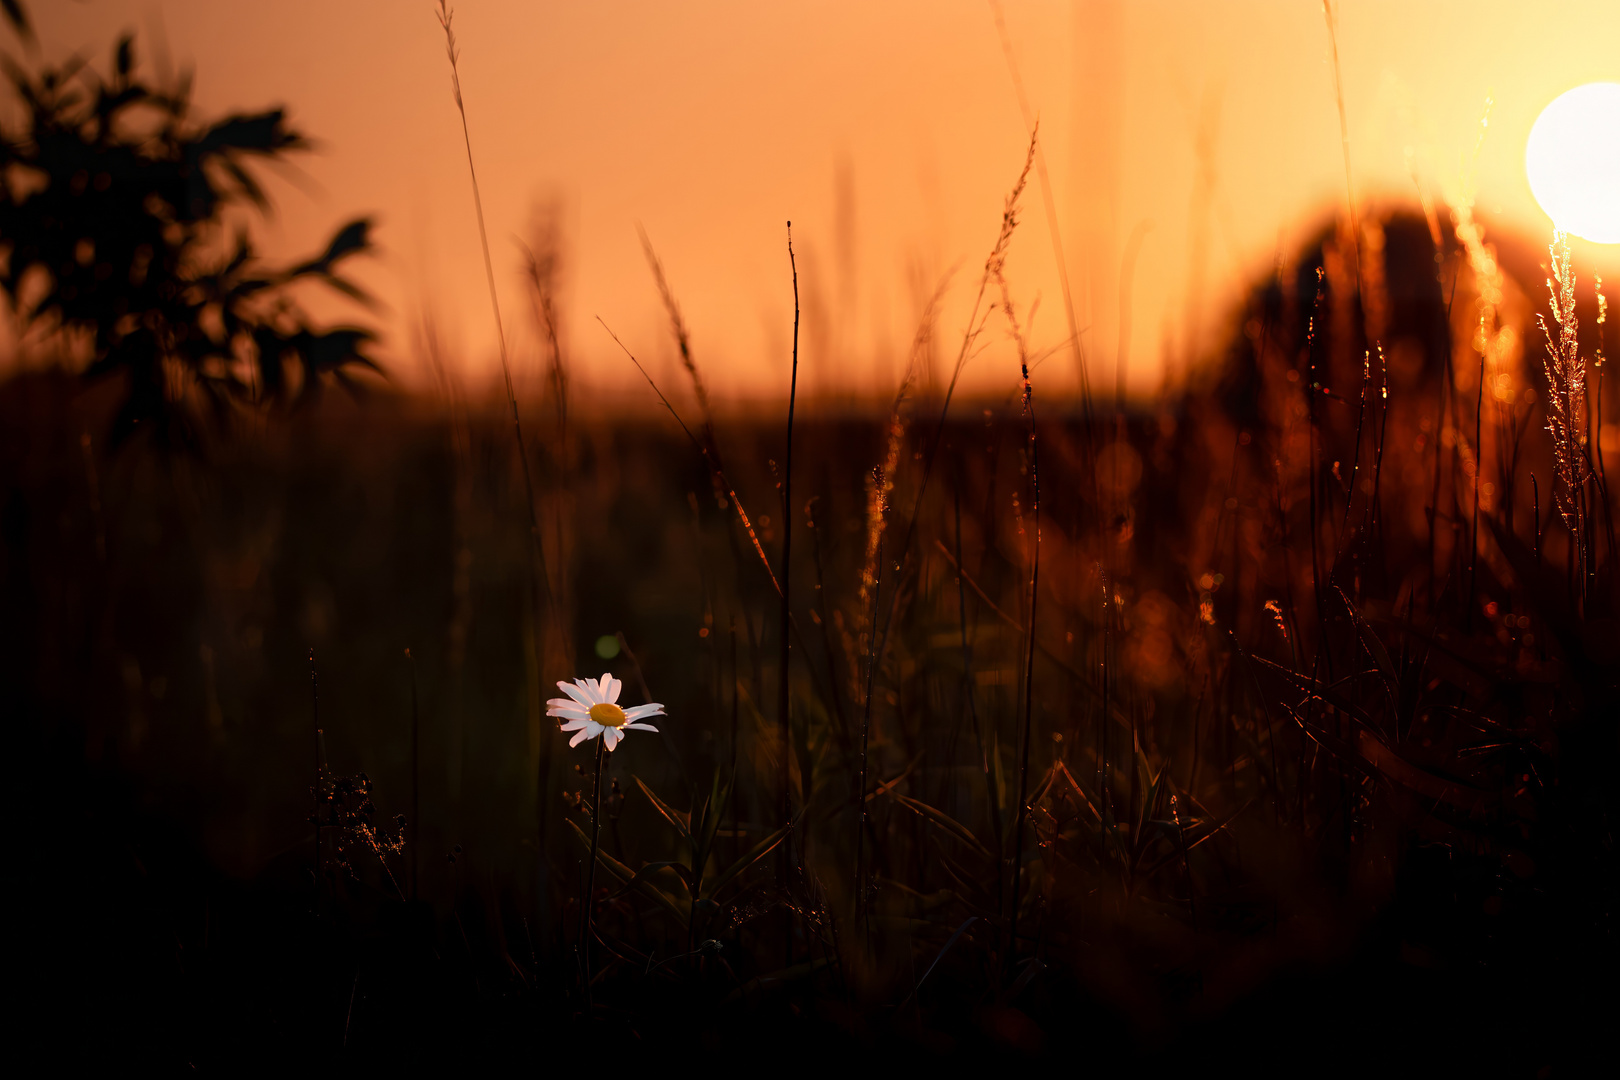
[7,1,1620,1069]
[23,0,1620,396]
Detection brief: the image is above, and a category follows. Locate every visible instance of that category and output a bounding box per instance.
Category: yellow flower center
[589,702,627,728]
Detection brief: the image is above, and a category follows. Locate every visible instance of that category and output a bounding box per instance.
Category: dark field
[5,241,1619,1068]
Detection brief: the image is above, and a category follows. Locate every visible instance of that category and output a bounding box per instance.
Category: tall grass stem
[436,2,555,631]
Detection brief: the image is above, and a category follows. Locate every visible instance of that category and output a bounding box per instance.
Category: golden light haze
[27,1,1620,403]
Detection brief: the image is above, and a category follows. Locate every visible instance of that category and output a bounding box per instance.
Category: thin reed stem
[779,223,800,877]
[406,647,420,903]
[1532,473,1542,567]
[597,318,783,598]
[1100,573,1112,824]
[1369,345,1390,544]
[310,648,322,911]
[522,235,573,641]
[888,131,1036,602]
[1467,352,1484,629]
[729,616,740,864]
[996,254,1041,969]
[854,475,886,932]
[1322,1,1363,296]
[953,455,988,821]
[1335,350,1371,569]
[1305,268,1328,628]
[1008,394,1041,967]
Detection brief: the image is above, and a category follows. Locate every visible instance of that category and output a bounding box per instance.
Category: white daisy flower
[546,672,665,752]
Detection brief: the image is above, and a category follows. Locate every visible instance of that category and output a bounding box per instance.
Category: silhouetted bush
[0,17,376,446]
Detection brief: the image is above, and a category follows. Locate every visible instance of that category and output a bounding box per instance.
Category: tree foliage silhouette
[0,20,378,446]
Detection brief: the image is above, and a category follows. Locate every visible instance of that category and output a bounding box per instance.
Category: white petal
[623,722,659,733]
[569,728,593,747]
[558,719,591,731]
[623,703,664,721]
[603,727,622,751]
[547,701,590,720]
[556,682,594,707]
[575,678,605,705]
[606,677,623,704]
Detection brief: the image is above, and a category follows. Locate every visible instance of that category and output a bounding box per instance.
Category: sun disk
[1526,82,1620,244]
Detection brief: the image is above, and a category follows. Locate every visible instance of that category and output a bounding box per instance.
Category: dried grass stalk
[1538,230,1590,535]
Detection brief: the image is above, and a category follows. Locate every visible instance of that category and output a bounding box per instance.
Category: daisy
[547,672,664,751]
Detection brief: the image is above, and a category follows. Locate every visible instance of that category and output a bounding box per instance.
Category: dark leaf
[891,793,993,861]
[695,768,730,874]
[197,109,302,156]
[2,0,31,45]
[605,860,691,901]
[704,824,788,902]
[632,775,691,841]
[723,958,832,1005]
[288,218,372,279]
[321,217,371,265]
[320,273,376,308]
[565,819,686,922]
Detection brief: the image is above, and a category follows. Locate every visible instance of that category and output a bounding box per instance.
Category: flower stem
[581,737,605,1005]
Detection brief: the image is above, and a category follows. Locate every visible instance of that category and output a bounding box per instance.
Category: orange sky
[27,1,1620,404]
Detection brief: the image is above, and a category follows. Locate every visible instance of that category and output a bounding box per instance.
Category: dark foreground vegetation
[3,6,1617,1075]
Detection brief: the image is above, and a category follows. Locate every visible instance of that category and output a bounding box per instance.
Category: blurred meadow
[4,0,1620,1072]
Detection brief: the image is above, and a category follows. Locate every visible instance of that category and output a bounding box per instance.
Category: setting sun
[1527,82,1620,243]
